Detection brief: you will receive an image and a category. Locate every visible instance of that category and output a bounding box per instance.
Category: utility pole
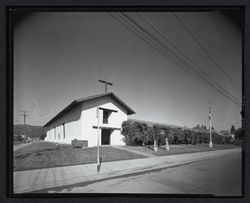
[20,110,29,138]
[98,79,113,92]
[208,103,213,148]
[96,107,100,172]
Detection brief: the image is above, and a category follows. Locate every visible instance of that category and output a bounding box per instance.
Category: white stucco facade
[44,94,133,147]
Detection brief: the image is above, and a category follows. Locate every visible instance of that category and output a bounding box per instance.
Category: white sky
[13,11,242,131]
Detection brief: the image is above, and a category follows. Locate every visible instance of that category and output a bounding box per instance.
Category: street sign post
[96,107,100,172]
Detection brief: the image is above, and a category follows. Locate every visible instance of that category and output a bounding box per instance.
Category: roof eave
[109,93,135,115]
[43,100,78,128]
[43,92,135,128]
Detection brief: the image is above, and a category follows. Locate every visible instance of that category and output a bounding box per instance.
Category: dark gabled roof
[43,92,135,127]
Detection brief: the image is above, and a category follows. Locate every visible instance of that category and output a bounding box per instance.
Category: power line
[136,12,240,105]
[111,12,218,86]
[109,13,203,75]
[119,12,241,106]
[172,12,241,91]
[110,12,177,58]
[111,12,215,89]
[129,14,239,106]
[112,12,240,107]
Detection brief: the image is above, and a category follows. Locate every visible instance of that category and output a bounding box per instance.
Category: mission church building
[44,92,135,147]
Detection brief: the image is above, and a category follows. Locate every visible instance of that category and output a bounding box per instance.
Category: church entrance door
[101,129,111,145]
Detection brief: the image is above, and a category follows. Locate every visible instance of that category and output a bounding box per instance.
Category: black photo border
[1,0,249,203]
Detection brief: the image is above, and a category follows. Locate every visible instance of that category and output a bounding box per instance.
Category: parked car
[24,137,32,143]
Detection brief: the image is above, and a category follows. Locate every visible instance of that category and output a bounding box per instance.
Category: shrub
[234,138,242,145]
[40,134,46,140]
[121,121,152,146]
[184,130,193,144]
[14,135,23,141]
[153,125,170,146]
[122,120,235,145]
[235,128,243,140]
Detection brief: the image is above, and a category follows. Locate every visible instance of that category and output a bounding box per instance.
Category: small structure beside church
[44,92,135,147]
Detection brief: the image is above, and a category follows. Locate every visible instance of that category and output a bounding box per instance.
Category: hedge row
[121,121,240,146]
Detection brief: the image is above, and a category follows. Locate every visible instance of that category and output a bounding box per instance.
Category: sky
[13,10,242,131]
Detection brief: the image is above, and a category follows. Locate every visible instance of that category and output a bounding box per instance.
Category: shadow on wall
[45,104,82,129]
[81,95,128,114]
[45,94,129,129]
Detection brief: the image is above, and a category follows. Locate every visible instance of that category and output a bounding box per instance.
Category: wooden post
[166,137,169,151]
[209,103,213,148]
[97,107,100,172]
[154,140,158,151]
[20,110,29,139]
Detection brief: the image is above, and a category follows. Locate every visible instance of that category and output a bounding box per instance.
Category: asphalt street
[51,152,242,196]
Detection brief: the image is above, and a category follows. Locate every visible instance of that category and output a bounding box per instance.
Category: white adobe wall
[100,103,126,146]
[80,98,128,147]
[44,104,82,144]
[45,95,129,146]
[110,130,126,146]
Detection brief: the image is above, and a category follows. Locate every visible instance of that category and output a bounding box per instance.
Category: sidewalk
[13,142,33,152]
[13,148,241,193]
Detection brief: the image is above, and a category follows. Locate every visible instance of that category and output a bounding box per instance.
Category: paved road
[51,152,242,196]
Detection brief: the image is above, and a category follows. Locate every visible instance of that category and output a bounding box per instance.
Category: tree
[168,129,175,144]
[40,134,46,140]
[121,121,131,143]
[121,120,132,135]
[191,131,198,144]
[16,135,23,141]
[184,129,192,144]
[157,127,170,150]
[230,125,236,135]
[173,128,185,144]
[195,124,200,129]
[153,125,160,151]
[212,132,222,144]
[129,122,145,145]
[121,121,152,146]
[121,120,135,145]
[137,122,150,146]
[235,128,243,140]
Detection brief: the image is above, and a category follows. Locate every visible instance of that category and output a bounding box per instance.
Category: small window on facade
[103,110,110,124]
[63,123,65,139]
[54,128,56,139]
[58,134,60,139]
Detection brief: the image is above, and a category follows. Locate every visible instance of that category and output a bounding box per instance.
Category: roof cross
[98,79,113,92]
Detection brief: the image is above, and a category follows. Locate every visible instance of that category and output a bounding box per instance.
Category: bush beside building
[121,120,242,146]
